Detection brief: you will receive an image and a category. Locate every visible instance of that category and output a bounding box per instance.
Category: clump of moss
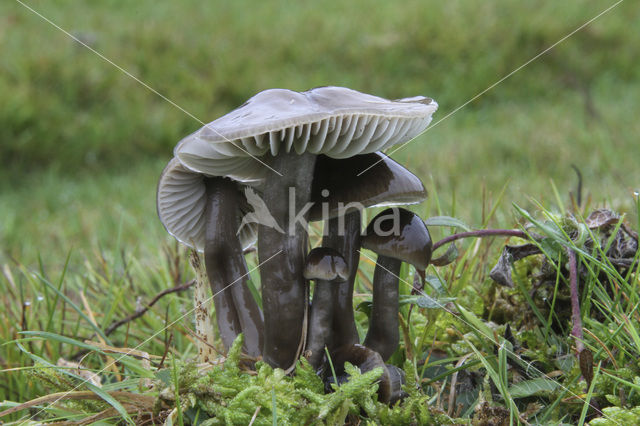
[154,336,463,424]
[27,362,107,414]
[588,406,640,426]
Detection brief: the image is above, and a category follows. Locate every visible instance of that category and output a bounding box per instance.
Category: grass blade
[16,343,134,424]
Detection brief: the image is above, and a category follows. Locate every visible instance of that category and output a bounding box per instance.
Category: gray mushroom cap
[309,152,427,221]
[156,157,257,251]
[174,86,438,184]
[361,208,433,270]
[304,247,349,282]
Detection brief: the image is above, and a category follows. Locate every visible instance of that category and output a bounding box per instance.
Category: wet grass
[2,190,639,424]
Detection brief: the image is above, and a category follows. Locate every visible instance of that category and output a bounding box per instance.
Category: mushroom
[303,247,349,369]
[361,207,432,361]
[384,364,408,405]
[309,152,427,351]
[172,86,437,369]
[157,158,263,357]
[329,344,406,404]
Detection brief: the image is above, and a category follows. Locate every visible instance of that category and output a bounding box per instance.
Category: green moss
[153,336,461,425]
[588,406,640,426]
[27,362,106,414]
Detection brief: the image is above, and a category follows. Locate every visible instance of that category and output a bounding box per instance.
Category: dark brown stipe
[323,212,361,351]
[309,153,427,221]
[204,178,242,350]
[304,247,349,369]
[385,364,408,405]
[310,153,427,351]
[363,256,402,361]
[304,282,334,367]
[258,151,317,370]
[204,177,264,357]
[330,344,395,404]
[361,208,432,361]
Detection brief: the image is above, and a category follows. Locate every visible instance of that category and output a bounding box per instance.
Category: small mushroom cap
[174,86,437,184]
[156,158,257,251]
[309,152,426,221]
[361,207,432,270]
[304,247,349,282]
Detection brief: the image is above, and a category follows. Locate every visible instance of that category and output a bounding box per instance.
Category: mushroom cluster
[157,86,437,400]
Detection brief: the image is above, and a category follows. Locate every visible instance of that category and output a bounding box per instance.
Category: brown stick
[432,230,528,252]
[104,279,195,336]
[70,279,195,361]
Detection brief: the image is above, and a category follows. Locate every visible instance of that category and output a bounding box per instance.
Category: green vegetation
[1,0,639,424]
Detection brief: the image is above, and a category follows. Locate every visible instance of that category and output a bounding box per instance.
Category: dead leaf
[490,244,541,287]
[57,358,102,387]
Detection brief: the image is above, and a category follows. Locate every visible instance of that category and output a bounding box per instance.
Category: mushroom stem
[305,279,334,369]
[204,177,264,357]
[330,344,394,404]
[323,211,361,350]
[363,256,402,361]
[258,151,317,369]
[385,364,408,405]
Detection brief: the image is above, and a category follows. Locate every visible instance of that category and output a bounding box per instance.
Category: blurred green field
[1,0,639,264]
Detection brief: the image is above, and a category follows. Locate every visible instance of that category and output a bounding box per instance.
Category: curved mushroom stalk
[204,177,263,357]
[385,364,408,405]
[310,153,428,351]
[258,151,317,370]
[329,344,400,404]
[361,208,432,362]
[363,256,402,361]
